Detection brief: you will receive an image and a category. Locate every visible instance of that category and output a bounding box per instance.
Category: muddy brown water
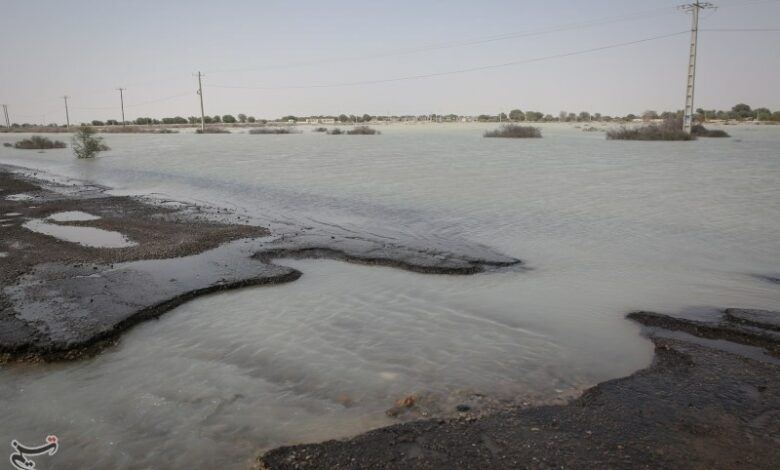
[1,124,779,469]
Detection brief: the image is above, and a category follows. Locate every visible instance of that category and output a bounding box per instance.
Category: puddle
[3,212,22,217]
[47,211,102,222]
[22,219,137,248]
[5,194,35,201]
[0,252,7,258]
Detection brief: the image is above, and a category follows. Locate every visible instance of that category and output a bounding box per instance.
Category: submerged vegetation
[606,118,694,141]
[691,124,730,138]
[72,126,110,158]
[100,126,179,134]
[484,125,542,138]
[346,126,380,135]
[248,127,299,134]
[326,126,380,135]
[313,127,328,133]
[196,128,230,134]
[12,136,67,149]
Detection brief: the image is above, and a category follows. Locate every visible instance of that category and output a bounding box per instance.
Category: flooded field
[1,123,779,469]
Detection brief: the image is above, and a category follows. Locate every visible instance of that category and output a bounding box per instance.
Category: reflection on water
[1,124,779,469]
[22,219,136,248]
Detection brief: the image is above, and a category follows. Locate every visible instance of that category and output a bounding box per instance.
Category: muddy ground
[0,167,520,361]
[260,308,780,469]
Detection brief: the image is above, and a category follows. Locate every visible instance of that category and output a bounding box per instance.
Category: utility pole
[62,96,71,128]
[679,1,716,133]
[195,72,205,132]
[2,104,9,128]
[117,87,126,126]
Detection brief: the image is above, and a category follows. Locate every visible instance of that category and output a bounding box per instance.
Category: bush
[328,128,344,135]
[313,127,328,133]
[100,126,179,134]
[484,124,542,138]
[196,128,230,134]
[3,142,13,147]
[691,124,730,138]
[346,126,380,135]
[607,118,694,141]
[249,127,299,134]
[14,135,67,149]
[72,126,109,158]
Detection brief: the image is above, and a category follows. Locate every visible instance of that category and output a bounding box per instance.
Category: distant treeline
[2,104,778,129]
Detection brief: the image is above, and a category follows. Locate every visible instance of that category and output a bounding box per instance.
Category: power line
[208,31,690,91]
[702,27,780,31]
[205,8,680,76]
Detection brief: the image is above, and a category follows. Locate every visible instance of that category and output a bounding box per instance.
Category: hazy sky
[1,0,778,124]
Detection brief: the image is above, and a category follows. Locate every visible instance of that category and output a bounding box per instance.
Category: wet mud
[260,307,780,469]
[0,167,521,361]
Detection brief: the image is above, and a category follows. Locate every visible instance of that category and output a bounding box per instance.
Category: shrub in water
[13,135,67,149]
[328,128,344,135]
[484,125,542,138]
[249,127,299,134]
[196,128,230,134]
[313,127,328,133]
[606,118,694,141]
[691,124,730,138]
[346,126,380,135]
[72,126,110,158]
[3,142,13,147]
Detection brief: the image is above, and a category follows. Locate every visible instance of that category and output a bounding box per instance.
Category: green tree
[213,115,221,123]
[525,111,544,122]
[91,120,105,126]
[247,116,256,123]
[222,114,236,123]
[72,126,109,159]
[731,103,752,120]
[237,113,247,123]
[642,110,659,121]
[578,111,591,122]
[338,114,349,123]
[362,114,371,122]
[509,109,525,121]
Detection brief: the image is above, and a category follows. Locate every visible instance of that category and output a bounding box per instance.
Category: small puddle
[5,194,35,201]
[0,252,8,258]
[47,211,102,222]
[22,219,137,248]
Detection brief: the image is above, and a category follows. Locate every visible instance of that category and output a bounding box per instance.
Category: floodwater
[22,218,137,248]
[1,123,779,469]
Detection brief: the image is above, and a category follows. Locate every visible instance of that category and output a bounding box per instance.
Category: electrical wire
[208,31,689,91]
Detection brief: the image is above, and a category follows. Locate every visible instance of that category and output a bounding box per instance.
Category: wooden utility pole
[63,96,70,128]
[680,1,716,133]
[117,88,126,125]
[195,72,205,132]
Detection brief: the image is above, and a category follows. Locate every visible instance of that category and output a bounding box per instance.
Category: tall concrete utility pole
[63,96,70,128]
[195,72,205,132]
[117,88,126,125]
[2,104,9,128]
[680,1,716,133]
